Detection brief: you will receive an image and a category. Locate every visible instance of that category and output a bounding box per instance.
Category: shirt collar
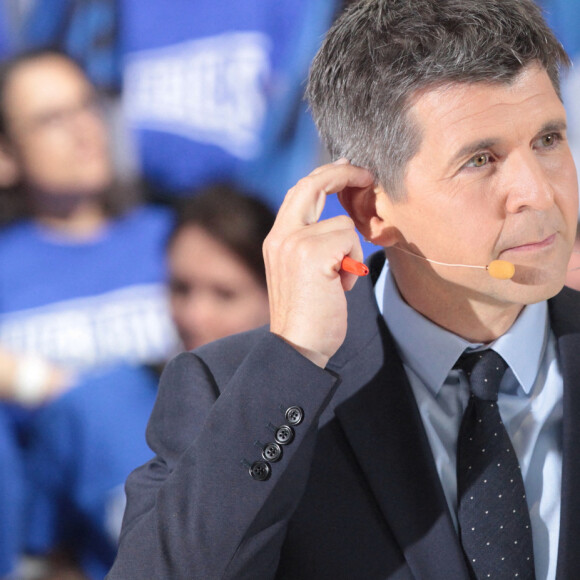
[374,260,547,397]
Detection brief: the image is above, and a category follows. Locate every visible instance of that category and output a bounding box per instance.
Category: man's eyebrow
[535,119,568,136]
[448,138,498,170]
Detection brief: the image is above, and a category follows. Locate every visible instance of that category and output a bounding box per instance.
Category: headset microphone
[393,246,516,280]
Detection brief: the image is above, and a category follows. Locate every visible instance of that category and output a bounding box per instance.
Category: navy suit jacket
[108,253,580,579]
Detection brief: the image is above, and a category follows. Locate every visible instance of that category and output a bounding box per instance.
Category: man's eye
[539,133,560,148]
[466,153,490,168]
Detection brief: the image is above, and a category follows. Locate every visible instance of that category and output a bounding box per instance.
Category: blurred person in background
[167,184,271,351]
[0,48,177,411]
[23,184,274,580]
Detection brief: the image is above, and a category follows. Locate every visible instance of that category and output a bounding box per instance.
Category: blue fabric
[537,0,580,58]
[23,0,121,89]
[0,5,10,57]
[0,0,23,56]
[25,363,159,580]
[0,205,177,372]
[0,405,25,577]
[119,0,338,207]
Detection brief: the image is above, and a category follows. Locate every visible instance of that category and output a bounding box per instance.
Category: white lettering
[0,284,179,371]
[123,32,271,158]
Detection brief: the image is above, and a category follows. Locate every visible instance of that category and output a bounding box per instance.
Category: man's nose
[503,150,555,214]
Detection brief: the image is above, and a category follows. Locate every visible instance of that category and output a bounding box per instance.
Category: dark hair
[167,184,276,287]
[307,0,570,199]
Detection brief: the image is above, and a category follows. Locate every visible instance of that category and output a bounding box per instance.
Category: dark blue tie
[456,350,536,579]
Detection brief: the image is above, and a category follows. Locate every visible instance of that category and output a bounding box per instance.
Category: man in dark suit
[108,0,580,578]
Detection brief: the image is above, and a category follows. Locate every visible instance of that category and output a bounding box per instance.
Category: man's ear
[338,182,399,247]
[0,139,19,188]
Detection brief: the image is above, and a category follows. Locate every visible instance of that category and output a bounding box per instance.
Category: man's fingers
[265,216,364,284]
[276,161,374,229]
[264,164,370,366]
[265,214,358,266]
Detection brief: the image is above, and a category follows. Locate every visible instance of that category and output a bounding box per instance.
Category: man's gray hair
[307,0,570,199]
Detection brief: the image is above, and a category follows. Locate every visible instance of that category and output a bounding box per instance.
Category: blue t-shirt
[0,204,178,373]
[25,363,160,580]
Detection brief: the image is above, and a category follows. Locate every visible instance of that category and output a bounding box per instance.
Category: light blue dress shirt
[374,261,563,580]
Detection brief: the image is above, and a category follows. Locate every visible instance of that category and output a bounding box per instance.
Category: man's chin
[507,271,567,305]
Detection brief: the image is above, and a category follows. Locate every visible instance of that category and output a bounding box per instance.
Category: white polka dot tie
[455,350,535,579]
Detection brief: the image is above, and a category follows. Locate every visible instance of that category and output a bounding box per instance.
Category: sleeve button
[249,461,271,481]
[262,442,283,462]
[285,406,304,426]
[275,425,295,445]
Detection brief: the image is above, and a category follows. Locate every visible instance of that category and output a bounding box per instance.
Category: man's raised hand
[263,160,374,368]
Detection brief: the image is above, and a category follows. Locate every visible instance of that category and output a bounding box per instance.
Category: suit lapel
[549,288,580,578]
[328,253,469,579]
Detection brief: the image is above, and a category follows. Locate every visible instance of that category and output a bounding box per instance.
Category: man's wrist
[269,332,330,369]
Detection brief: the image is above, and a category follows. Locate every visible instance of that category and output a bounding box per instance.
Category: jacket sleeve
[107,332,340,580]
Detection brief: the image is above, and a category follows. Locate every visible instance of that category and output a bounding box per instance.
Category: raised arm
[108,162,373,579]
[264,159,373,368]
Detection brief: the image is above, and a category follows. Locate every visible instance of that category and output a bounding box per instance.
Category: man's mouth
[502,233,556,254]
